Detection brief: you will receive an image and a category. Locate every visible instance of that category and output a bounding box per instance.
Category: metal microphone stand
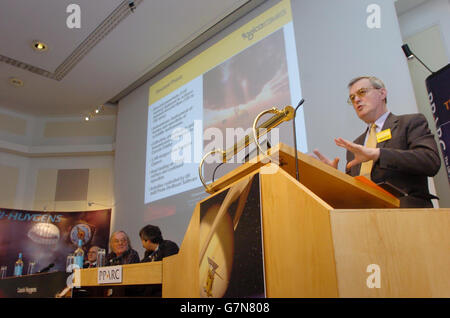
[292,99,305,181]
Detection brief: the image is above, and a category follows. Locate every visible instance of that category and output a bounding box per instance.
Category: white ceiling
[394,0,430,15]
[0,0,259,117]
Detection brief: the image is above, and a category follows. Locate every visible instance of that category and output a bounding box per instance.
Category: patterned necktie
[359,123,377,179]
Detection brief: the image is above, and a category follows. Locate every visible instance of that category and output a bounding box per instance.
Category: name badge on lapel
[376,128,392,143]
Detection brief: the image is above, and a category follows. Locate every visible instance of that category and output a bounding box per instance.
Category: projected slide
[145,0,306,205]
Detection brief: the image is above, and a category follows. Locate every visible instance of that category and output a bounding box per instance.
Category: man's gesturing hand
[334,137,380,170]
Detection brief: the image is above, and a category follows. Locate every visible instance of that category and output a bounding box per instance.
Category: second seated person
[139,224,179,262]
[106,231,140,265]
[83,245,100,268]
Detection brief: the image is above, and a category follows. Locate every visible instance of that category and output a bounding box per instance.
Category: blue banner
[426,64,450,183]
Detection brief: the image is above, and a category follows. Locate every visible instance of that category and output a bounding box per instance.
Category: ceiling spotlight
[9,77,24,87]
[32,40,48,52]
[94,104,104,114]
[83,105,104,121]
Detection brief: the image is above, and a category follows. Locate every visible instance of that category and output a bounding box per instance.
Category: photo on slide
[203,28,291,135]
[201,28,292,176]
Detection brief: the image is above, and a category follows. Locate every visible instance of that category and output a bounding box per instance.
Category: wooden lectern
[162,143,450,298]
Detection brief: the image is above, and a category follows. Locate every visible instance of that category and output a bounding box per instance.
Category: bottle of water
[74,240,84,269]
[14,253,24,276]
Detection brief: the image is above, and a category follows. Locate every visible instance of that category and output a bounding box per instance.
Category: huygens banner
[0,208,111,277]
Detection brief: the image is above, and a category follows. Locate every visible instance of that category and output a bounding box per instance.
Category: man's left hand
[334,137,380,169]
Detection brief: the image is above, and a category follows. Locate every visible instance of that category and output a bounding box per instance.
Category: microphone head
[38,263,55,273]
[401,44,414,60]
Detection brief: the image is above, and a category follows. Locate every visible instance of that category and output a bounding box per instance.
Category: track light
[128,1,136,12]
[9,77,24,87]
[95,104,104,114]
[82,104,105,121]
[88,202,113,207]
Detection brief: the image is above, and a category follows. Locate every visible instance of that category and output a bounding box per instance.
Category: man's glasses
[112,239,127,244]
[347,87,379,105]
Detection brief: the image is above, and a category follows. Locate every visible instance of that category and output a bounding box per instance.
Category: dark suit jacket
[106,248,140,265]
[346,113,441,208]
[141,240,179,263]
[139,240,179,297]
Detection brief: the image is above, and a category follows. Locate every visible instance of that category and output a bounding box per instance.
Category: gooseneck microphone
[38,263,54,273]
[292,99,305,181]
[401,44,434,74]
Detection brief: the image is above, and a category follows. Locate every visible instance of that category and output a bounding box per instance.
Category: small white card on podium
[97,266,123,284]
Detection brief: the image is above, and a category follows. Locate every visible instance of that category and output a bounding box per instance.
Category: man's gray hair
[348,76,387,103]
[109,230,132,252]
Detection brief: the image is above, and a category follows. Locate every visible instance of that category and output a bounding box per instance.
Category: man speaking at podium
[314,76,441,208]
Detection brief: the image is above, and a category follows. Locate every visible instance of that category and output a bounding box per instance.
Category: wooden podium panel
[331,209,450,297]
[260,167,338,297]
[163,167,340,298]
[260,167,450,297]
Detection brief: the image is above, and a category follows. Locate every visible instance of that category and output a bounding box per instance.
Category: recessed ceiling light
[9,77,24,87]
[32,40,48,52]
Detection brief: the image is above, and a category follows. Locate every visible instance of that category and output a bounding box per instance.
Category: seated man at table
[106,230,140,265]
[83,245,100,268]
[139,224,179,263]
[102,231,140,297]
[138,224,179,297]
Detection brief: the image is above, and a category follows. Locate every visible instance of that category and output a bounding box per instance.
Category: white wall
[0,107,115,212]
[398,0,450,58]
[114,0,424,255]
[112,82,148,241]
[0,152,29,209]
